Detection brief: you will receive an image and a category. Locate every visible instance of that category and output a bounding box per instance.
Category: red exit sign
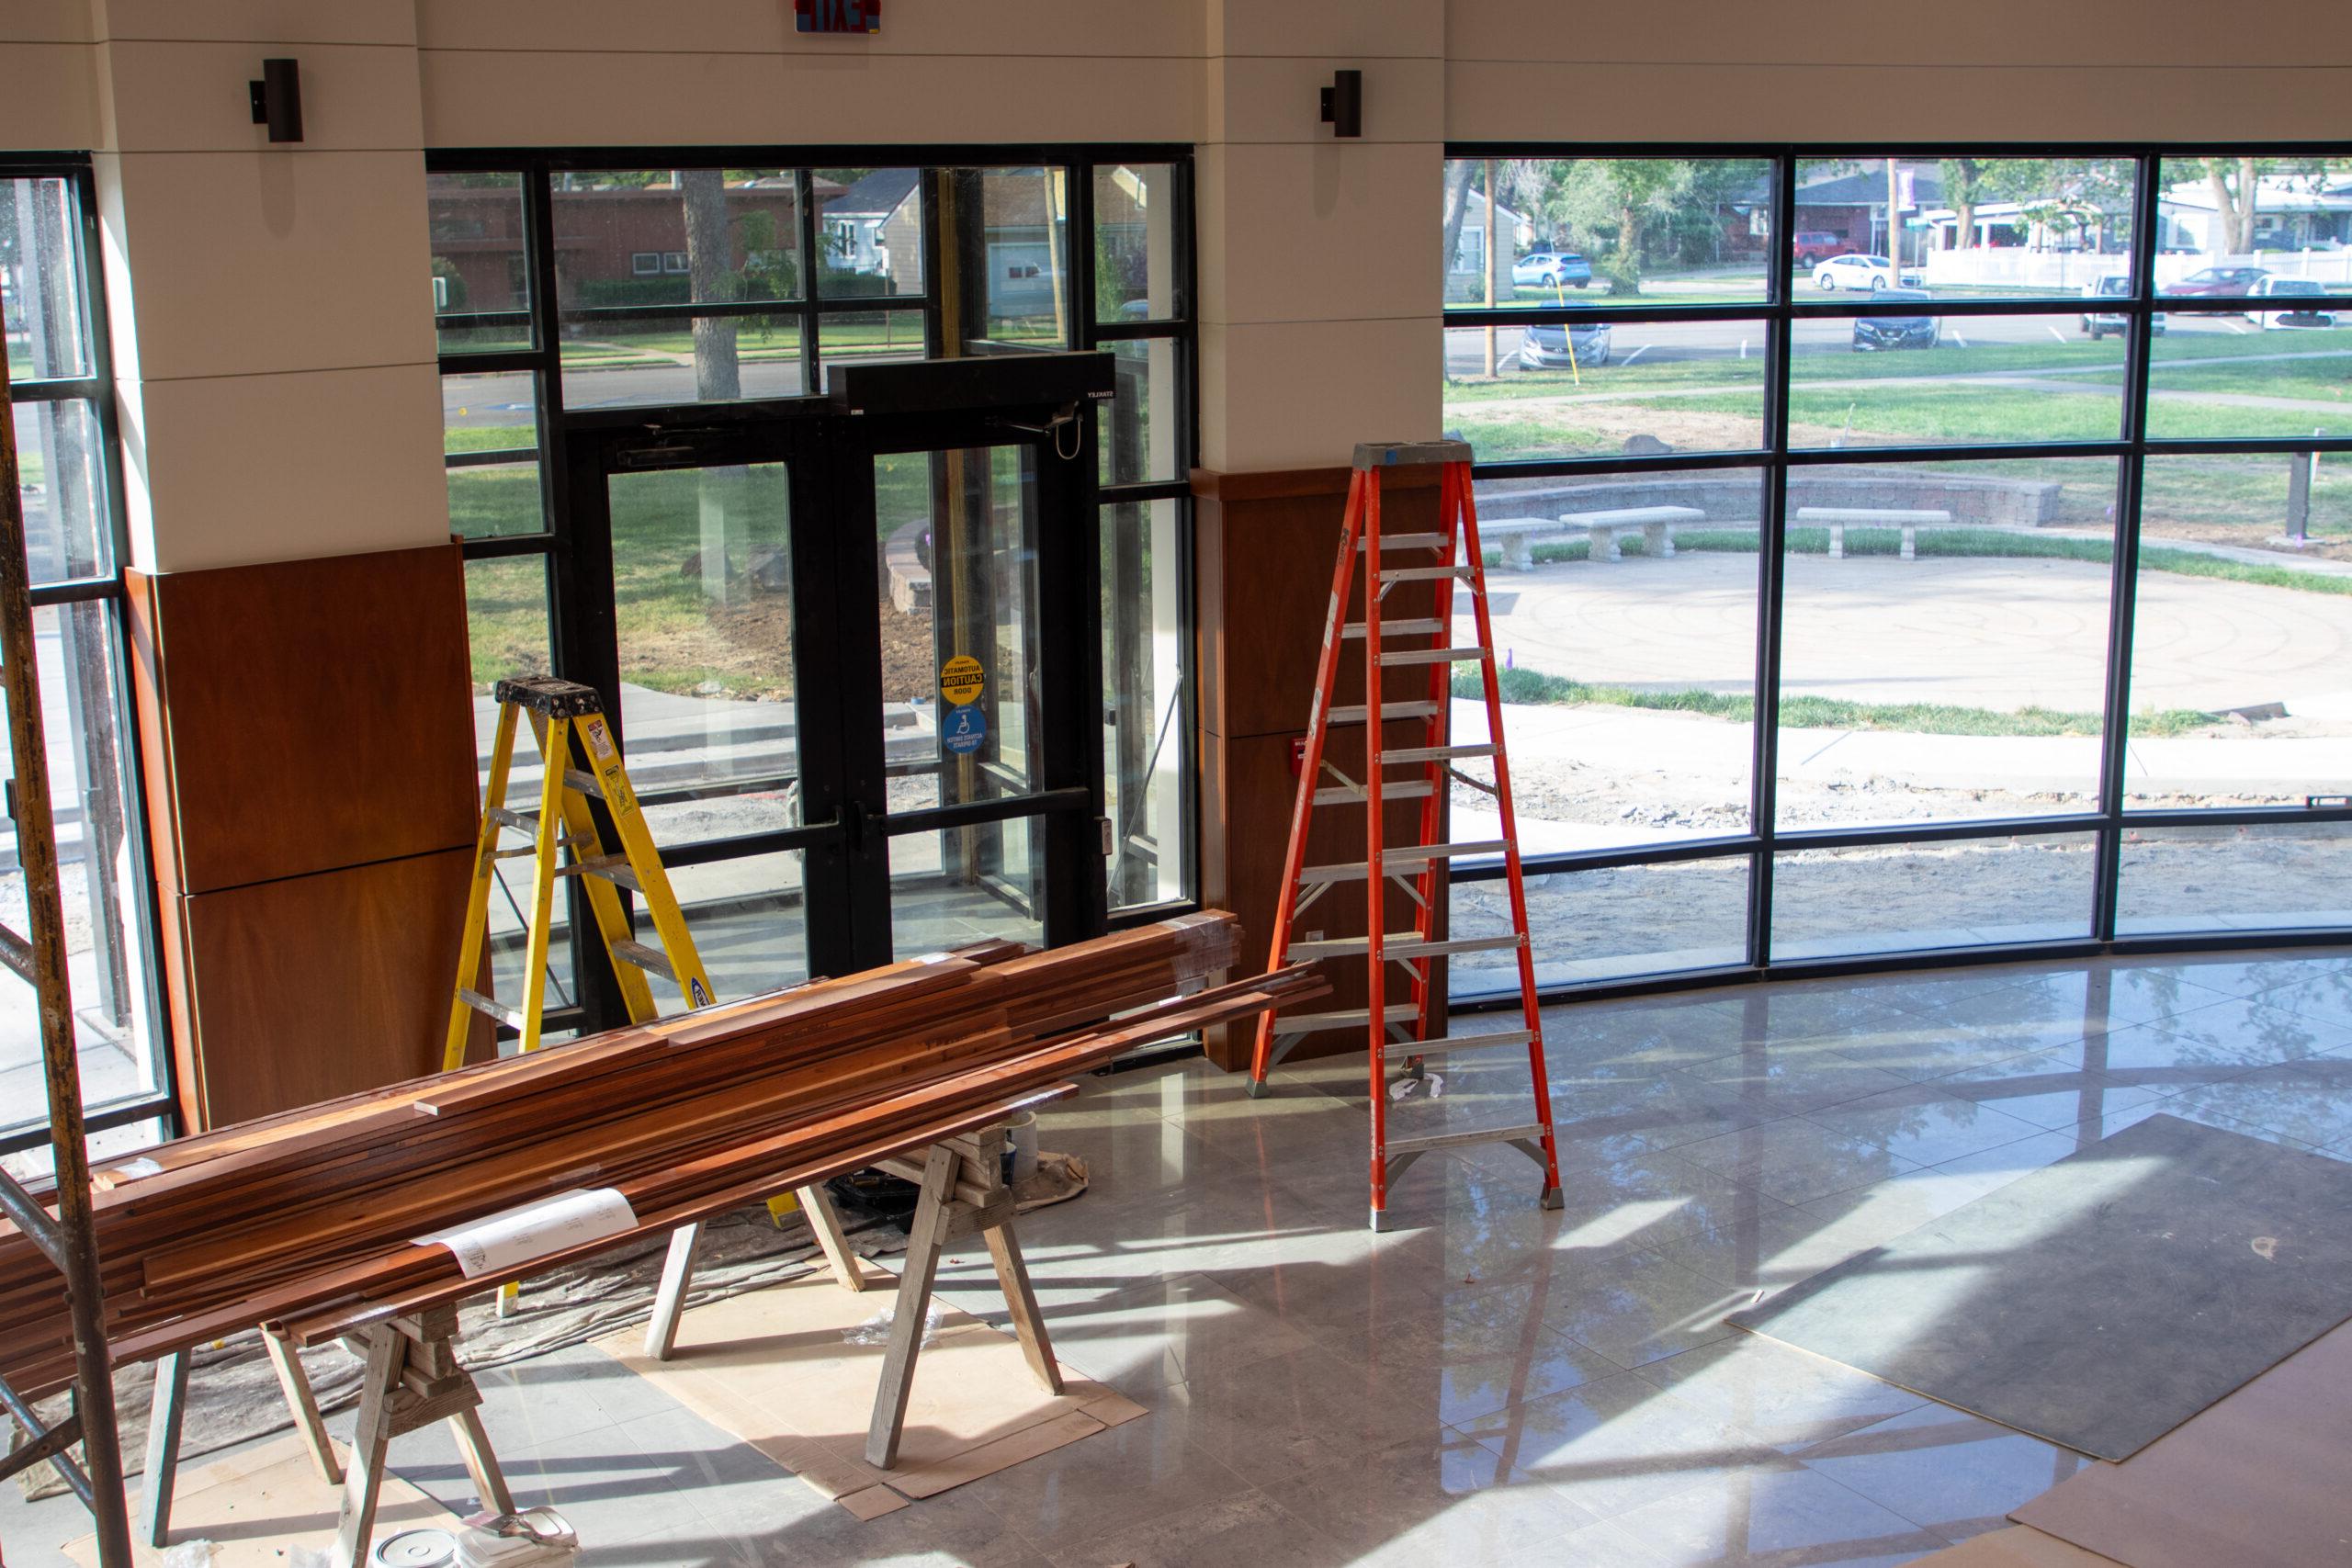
[796,0,879,31]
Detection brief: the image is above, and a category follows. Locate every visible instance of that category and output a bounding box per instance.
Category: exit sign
[797,0,879,31]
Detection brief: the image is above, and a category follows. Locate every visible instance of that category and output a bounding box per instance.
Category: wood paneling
[127,543,477,895]
[177,847,477,1127]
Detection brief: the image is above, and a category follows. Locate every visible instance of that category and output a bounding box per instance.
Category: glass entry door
[554,357,1107,1030]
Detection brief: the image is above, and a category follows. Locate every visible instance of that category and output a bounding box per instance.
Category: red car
[1792,231,1845,266]
[2164,265,2270,297]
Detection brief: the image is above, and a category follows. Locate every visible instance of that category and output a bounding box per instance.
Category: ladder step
[1329,700,1443,724]
[1357,531,1447,552]
[560,853,642,890]
[1377,646,1487,667]
[1379,743,1497,765]
[1275,1005,1423,1033]
[486,806,537,832]
[610,939,677,981]
[1340,617,1444,638]
[564,768,606,801]
[1385,1121,1549,1156]
[1376,565,1475,582]
[1313,779,1435,806]
[1296,840,1510,885]
[1289,932,1526,962]
[458,987,527,1031]
[1407,1029,1537,1055]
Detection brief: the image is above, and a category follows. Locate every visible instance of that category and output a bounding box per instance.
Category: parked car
[1792,231,1845,266]
[2164,265,2269,297]
[1851,290,1939,351]
[1517,321,1611,370]
[2079,274,2164,341]
[1813,254,1925,291]
[2248,276,2340,330]
[1511,252,1592,289]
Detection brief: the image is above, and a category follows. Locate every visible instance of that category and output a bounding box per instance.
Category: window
[630,252,661,276]
[1442,148,2352,997]
[0,164,166,1166]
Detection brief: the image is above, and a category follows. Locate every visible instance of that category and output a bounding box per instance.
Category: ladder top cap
[1353,439,1473,471]
[493,676,606,718]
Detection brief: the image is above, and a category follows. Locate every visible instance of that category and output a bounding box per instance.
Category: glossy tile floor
[12,949,2352,1567]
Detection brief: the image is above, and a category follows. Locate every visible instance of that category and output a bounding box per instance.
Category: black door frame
[553,355,1110,1029]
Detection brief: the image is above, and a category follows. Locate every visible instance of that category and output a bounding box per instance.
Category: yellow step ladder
[445,675,712,1069]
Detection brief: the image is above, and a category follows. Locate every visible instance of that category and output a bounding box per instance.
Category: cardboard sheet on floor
[1729,1114,2352,1460]
[2007,1316,2352,1568]
[593,1263,1145,1518]
[62,1434,456,1568]
[1905,1526,2127,1567]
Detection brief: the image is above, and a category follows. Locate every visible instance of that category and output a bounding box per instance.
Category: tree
[681,168,741,401]
[1439,160,1476,296]
[1544,160,1682,297]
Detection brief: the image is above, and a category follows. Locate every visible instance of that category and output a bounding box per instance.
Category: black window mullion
[1748,155,1799,970]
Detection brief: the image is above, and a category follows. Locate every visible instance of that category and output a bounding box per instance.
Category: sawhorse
[142,1305,513,1568]
[643,1182,871,1360]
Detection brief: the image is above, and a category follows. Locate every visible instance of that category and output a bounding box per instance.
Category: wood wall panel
[177,848,477,1127]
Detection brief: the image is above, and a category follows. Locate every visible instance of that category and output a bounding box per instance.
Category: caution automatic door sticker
[939,654,988,755]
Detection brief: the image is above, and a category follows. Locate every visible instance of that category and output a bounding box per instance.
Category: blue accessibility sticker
[943,703,988,756]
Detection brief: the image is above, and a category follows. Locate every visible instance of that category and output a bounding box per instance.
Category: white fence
[1920,248,2352,290]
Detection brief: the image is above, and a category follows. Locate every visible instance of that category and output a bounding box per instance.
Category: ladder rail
[515,713,571,1055]
[1249,468,1368,1087]
[1363,468,1394,1216]
[443,702,521,1071]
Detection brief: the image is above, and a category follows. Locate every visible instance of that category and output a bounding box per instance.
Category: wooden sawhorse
[642,1182,871,1360]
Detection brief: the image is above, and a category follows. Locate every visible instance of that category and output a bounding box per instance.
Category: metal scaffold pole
[0,339,134,1565]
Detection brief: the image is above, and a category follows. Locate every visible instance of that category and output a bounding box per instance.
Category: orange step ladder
[1247,439,1564,1231]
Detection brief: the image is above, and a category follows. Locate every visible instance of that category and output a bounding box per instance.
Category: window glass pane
[14,398,111,582]
[1095,164,1183,322]
[3,1117,167,1185]
[2125,453,2352,808]
[1100,337,1180,486]
[443,369,537,456]
[1772,832,2095,960]
[943,166,1072,349]
[1786,313,2126,448]
[552,170,801,311]
[2154,157,2352,296]
[2118,821,2352,935]
[816,168,924,298]
[820,310,925,389]
[1451,856,1749,997]
[2,175,91,381]
[427,171,532,353]
[1798,156,2136,299]
[447,458,543,542]
[2145,307,2352,439]
[0,603,160,1135]
[1444,157,1775,308]
[665,852,808,1007]
[1775,457,2119,830]
[560,313,808,410]
[1470,467,1761,851]
[1103,498,1188,908]
[1445,321,1768,463]
[888,819,1044,955]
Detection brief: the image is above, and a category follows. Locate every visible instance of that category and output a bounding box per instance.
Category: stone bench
[1793,506,1952,561]
[1482,506,1706,569]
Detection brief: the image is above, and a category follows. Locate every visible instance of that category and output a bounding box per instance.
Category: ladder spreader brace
[1247,440,1565,1231]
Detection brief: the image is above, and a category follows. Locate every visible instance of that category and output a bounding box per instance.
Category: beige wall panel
[1209,0,1442,60]
[419,48,1197,148]
[1200,316,1442,474]
[1446,62,2352,144]
[1197,140,1442,327]
[1446,0,2352,69]
[0,42,96,149]
[1208,54,1442,144]
[120,362,447,573]
[89,0,415,46]
[417,0,1201,59]
[94,39,424,152]
[0,2,92,43]
[104,149,433,381]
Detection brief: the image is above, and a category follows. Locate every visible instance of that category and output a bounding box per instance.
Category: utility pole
[1885,158,1903,264]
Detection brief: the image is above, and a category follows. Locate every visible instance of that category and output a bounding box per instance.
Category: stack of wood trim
[1,913,1321,1396]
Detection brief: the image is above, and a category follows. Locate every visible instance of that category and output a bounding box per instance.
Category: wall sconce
[1320,70,1362,138]
[249,58,303,142]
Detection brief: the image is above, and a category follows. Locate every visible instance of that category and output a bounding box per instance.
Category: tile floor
[11,948,2352,1567]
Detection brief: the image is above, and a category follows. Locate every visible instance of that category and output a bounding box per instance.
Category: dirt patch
[616,570,938,702]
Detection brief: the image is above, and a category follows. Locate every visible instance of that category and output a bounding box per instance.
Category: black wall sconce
[249,58,303,142]
[1320,69,1362,138]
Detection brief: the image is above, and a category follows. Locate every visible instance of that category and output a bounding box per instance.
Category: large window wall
[1442,147,2352,1000]
[428,149,1195,1012]
[0,163,165,1165]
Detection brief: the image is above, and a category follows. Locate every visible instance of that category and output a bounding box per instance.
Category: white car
[1813,254,1925,292]
[2247,276,2339,330]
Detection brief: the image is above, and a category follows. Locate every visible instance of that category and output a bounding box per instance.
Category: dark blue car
[1851,289,1939,352]
[1517,321,1611,369]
